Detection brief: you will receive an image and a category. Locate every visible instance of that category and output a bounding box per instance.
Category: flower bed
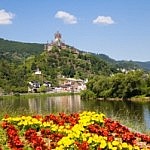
[0,111,150,150]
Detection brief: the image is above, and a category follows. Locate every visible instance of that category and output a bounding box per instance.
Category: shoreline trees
[81,70,150,99]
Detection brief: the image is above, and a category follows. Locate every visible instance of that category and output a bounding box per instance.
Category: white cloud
[93,16,115,25]
[55,11,77,24]
[0,9,15,25]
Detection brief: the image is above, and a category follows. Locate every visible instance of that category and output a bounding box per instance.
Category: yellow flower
[134,145,140,150]
[26,116,32,120]
[21,116,26,120]
[58,125,64,132]
[92,134,99,143]
[51,124,58,132]
[87,137,93,144]
[112,140,119,146]
[99,139,107,149]
[108,142,113,149]
[23,120,27,126]
[65,124,71,129]
[55,145,64,150]
[57,137,74,147]
[32,118,40,124]
[122,142,128,148]
[42,121,51,127]
[12,117,21,122]
[112,147,117,150]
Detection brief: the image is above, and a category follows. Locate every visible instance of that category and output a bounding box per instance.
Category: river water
[0,94,150,132]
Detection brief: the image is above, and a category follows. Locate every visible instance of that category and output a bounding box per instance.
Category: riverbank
[0,91,80,100]
[1,93,150,102]
[97,97,150,102]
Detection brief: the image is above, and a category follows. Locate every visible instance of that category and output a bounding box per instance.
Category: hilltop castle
[44,31,67,51]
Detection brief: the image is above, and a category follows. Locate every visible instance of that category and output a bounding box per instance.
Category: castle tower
[54,31,62,47]
[44,31,66,51]
[54,31,62,42]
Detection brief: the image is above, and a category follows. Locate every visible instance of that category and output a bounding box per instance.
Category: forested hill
[0,38,150,93]
[0,38,44,62]
[134,61,150,71]
[96,53,150,71]
[0,38,150,70]
[0,46,116,93]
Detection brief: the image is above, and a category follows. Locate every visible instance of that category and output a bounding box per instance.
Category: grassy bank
[0,92,80,100]
[97,97,150,102]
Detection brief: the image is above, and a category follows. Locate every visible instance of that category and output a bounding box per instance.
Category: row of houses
[28,78,87,93]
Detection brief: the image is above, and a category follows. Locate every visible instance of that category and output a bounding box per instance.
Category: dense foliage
[0,38,43,62]
[82,70,150,99]
[0,45,116,94]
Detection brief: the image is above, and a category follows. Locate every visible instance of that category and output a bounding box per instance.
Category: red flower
[1,121,8,129]
[3,124,24,149]
[75,141,89,150]
[25,129,48,150]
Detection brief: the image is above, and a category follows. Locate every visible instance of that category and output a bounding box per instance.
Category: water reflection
[28,95,81,114]
[0,95,150,131]
[143,104,150,130]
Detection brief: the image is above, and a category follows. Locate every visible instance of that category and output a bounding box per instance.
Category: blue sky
[0,0,150,61]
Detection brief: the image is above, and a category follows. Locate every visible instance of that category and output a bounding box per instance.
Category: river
[0,94,150,132]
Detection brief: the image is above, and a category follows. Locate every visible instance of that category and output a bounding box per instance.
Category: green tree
[80,89,96,100]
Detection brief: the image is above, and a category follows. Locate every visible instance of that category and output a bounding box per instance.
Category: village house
[34,67,41,75]
[28,81,52,93]
[28,77,86,93]
[60,78,86,92]
[28,81,41,93]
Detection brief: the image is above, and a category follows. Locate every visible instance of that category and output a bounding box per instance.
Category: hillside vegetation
[0,38,43,62]
[0,45,117,93]
[0,38,150,95]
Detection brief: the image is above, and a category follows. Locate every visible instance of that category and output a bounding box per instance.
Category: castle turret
[54,31,62,42]
[44,31,66,51]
